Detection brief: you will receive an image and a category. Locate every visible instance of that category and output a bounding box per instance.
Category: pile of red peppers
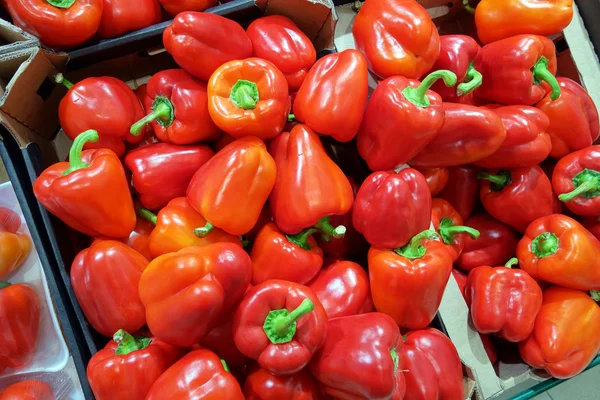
[8,0,600,398]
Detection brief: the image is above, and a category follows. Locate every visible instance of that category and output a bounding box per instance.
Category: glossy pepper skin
[163,12,252,81]
[270,124,354,235]
[187,136,276,236]
[427,35,482,104]
[0,282,39,373]
[87,330,182,400]
[417,168,449,196]
[71,240,148,337]
[473,35,560,105]
[120,217,154,261]
[519,286,600,379]
[309,312,406,400]
[159,0,215,16]
[233,280,328,375]
[552,146,600,216]
[403,328,464,400]
[139,243,251,347]
[146,349,244,399]
[517,214,600,290]
[479,166,555,233]
[246,15,316,92]
[353,169,432,249]
[5,0,102,49]
[357,71,457,171]
[56,75,145,157]
[0,207,30,279]
[438,165,480,221]
[0,380,54,400]
[308,260,373,319]
[536,78,600,158]
[33,130,136,238]
[130,69,221,144]
[369,230,454,329]
[250,222,323,285]
[293,49,369,142]
[139,197,241,259]
[243,364,322,400]
[200,317,248,368]
[208,58,289,139]
[409,103,506,168]
[431,198,481,262]
[475,105,551,169]
[352,0,439,79]
[475,0,573,44]
[466,258,543,342]
[96,0,160,39]
[456,213,519,271]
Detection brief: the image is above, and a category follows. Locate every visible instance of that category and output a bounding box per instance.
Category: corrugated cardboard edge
[0,19,38,54]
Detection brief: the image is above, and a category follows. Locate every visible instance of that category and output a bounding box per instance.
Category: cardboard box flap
[0,19,38,54]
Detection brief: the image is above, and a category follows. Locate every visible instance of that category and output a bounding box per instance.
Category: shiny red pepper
[120,216,154,262]
[353,169,432,249]
[199,317,248,368]
[243,365,322,400]
[473,35,561,105]
[158,0,215,16]
[130,69,221,144]
[416,167,449,196]
[438,165,481,221]
[0,380,54,400]
[431,198,481,262]
[96,0,161,39]
[357,71,457,171]
[125,143,214,210]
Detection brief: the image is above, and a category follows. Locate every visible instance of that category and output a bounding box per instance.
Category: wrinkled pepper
[0,207,30,279]
[0,380,54,400]
[438,165,481,221]
[96,0,161,39]
[353,169,432,249]
[243,365,322,400]
[431,198,480,261]
[233,280,328,375]
[33,130,136,238]
[416,167,449,197]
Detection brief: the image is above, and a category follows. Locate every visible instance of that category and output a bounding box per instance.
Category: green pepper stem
[137,208,157,226]
[314,216,346,240]
[286,228,319,251]
[263,298,314,344]
[46,0,76,8]
[194,222,214,238]
[390,347,399,371]
[505,257,519,268]
[288,114,296,122]
[532,57,561,101]
[394,230,439,259]
[230,80,259,110]
[0,281,11,289]
[402,70,457,108]
[477,171,512,191]
[221,359,230,372]
[54,73,74,89]
[462,0,475,14]
[590,290,600,302]
[62,130,99,176]
[130,99,173,136]
[439,218,480,244]
[113,329,151,355]
[531,232,559,258]
[559,180,597,202]
[456,63,482,96]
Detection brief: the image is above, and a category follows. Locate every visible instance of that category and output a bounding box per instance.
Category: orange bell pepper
[207,58,289,139]
[519,286,600,379]
[0,207,30,279]
[187,137,276,236]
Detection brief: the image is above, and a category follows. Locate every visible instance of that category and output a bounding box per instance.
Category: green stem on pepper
[402,70,457,108]
[314,216,346,241]
[130,96,174,136]
[230,80,259,109]
[194,222,214,238]
[531,232,559,258]
[558,169,600,202]
[439,217,480,244]
[394,230,439,259]
[54,73,74,89]
[137,208,157,226]
[505,257,519,268]
[263,298,314,344]
[113,329,151,355]
[286,228,319,251]
[62,130,99,176]
[532,56,561,101]
[477,170,512,191]
[456,63,482,96]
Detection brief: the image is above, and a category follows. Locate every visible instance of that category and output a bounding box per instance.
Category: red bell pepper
[356,71,457,171]
[245,204,273,246]
[146,349,244,399]
[369,230,454,329]
[233,280,327,375]
[403,328,464,400]
[163,12,252,81]
[199,317,248,368]
[352,0,439,79]
[243,365,322,399]
[475,105,552,168]
[427,35,482,104]
[246,15,316,91]
[87,330,182,400]
[33,130,137,238]
[96,0,161,39]
[139,243,251,347]
[478,166,555,232]
[452,268,468,298]
[552,145,600,216]
[138,197,241,259]
[0,207,30,279]
[130,84,158,149]
[250,222,323,285]
[416,167,449,196]
[309,312,406,399]
[409,103,507,168]
[56,74,145,157]
[353,169,432,249]
[270,124,354,235]
[5,0,102,49]
[0,282,39,373]
[473,35,561,105]
[125,143,214,210]
[438,165,481,221]
[517,214,600,290]
[159,0,215,16]
[0,380,54,400]
[456,213,520,271]
[431,198,480,261]
[308,260,373,318]
[187,136,276,236]
[519,286,600,379]
[536,77,600,158]
[208,58,289,139]
[130,69,221,144]
[466,258,543,342]
[71,240,148,337]
[582,215,600,241]
[293,49,369,142]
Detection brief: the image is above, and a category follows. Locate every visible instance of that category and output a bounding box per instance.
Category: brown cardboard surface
[0,19,37,55]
